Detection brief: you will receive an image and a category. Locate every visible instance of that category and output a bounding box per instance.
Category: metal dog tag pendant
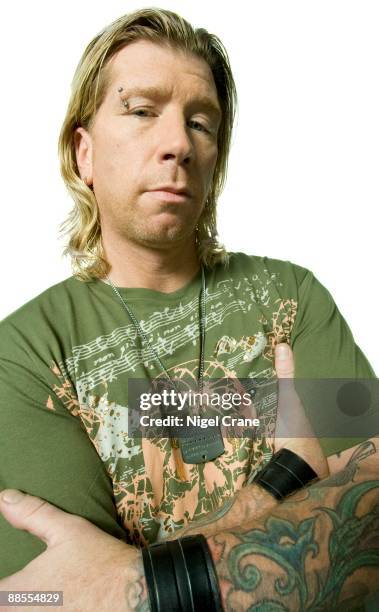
[179,427,225,464]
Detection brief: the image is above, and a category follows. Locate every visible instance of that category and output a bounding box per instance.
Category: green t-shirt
[0,252,376,576]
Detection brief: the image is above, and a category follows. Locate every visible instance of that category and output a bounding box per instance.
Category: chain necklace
[106,266,206,394]
[105,266,225,465]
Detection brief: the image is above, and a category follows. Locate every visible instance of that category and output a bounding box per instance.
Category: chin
[138,224,194,247]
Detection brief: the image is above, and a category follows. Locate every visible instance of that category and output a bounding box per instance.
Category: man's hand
[0,490,147,612]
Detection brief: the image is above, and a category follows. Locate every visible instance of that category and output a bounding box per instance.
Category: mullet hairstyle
[58,7,237,280]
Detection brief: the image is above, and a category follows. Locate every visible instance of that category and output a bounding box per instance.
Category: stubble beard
[118,212,199,251]
[118,199,204,250]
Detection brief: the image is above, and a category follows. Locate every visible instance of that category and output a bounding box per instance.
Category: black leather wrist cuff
[253,447,318,500]
[142,534,222,612]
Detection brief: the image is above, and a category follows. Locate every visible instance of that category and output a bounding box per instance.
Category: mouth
[146,186,191,203]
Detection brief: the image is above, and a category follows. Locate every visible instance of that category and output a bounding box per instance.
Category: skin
[75,39,222,292]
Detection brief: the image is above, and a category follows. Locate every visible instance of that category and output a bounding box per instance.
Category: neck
[102,234,200,293]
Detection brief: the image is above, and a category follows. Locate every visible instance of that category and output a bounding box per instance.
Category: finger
[275,342,297,406]
[275,343,301,435]
[0,490,81,547]
[274,344,316,441]
[273,346,328,477]
[275,343,295,378]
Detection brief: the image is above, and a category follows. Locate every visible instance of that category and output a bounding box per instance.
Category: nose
[157,113,194,166]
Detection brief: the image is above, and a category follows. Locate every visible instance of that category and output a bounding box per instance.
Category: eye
[131,108,154,117]
[188,119,208,133]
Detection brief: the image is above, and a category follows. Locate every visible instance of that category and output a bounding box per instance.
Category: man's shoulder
[224,251,311,286]
[0,276,84,338]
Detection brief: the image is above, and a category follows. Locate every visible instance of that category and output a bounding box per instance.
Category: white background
[0,1,378,371]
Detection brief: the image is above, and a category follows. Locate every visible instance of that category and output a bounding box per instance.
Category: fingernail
[1,490,24,504]
[276,343,289,360]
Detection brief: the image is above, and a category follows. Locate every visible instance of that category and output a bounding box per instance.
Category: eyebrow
[117,85,222,122]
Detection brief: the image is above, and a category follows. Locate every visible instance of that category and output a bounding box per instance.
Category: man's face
[75,40,221,249]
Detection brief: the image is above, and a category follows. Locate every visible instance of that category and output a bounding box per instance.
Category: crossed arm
[210,438,379,611]
[1,447,378,612]
[3,438,378,612]
[130,436,379,611]
[1,356,379,610]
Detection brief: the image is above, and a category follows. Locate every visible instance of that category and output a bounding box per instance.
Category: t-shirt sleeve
[0,321,127,579]
[289,265,377,457]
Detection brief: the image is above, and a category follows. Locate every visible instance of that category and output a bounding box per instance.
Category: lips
[149,185,191,197]
[147,189,190,203]
[146,184,192,203]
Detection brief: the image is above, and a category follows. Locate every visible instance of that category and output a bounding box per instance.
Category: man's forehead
[106,39,216,92]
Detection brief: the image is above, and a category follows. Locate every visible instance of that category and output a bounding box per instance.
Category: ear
[74,127,93,186]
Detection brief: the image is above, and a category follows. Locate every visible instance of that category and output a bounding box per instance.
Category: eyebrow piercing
[117,86,129,109]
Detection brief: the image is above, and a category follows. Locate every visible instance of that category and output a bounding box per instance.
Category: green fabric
[0,252,376,576]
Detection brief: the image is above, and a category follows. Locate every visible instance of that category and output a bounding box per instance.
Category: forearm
[167,438,326,541]
[206,441,379,611]
[167,482,278,540]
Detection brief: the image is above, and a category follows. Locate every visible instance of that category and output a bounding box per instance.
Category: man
[0,7,378,610]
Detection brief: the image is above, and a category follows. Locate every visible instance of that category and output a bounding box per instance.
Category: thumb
[275,342,295,378]
[274,343,316,442]
[274,343,297,427]
[0,489,75,547]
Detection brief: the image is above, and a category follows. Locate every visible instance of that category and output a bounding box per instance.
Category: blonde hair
[58,7,237,280]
